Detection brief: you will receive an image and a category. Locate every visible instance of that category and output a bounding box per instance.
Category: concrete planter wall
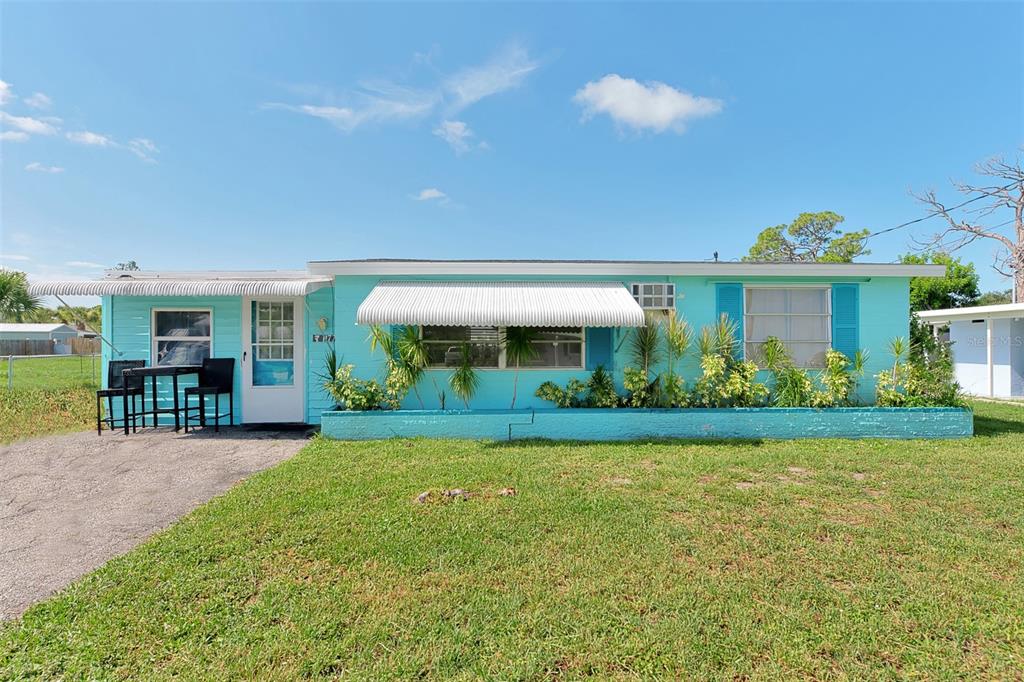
[320,407,973,441]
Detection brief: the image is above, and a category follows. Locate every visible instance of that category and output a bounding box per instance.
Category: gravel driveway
[0,427,308,620]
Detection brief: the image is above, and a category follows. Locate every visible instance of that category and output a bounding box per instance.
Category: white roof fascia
[916,303,1024,324]
[308,260,945,278]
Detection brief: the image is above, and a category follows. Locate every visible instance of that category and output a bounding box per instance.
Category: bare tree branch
[912,151,1024,302]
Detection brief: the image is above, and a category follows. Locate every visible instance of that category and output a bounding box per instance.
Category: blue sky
[2,1,1022,296]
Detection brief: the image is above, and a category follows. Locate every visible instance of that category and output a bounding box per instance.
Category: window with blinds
[744,287,831,368]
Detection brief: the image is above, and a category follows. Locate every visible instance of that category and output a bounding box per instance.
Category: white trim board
[307,259,944,278]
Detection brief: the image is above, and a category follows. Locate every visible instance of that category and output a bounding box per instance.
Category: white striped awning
[356,281,646,327]
[27,278,332,298]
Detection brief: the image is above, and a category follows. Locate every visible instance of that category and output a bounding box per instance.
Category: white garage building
[917,303,1024,399]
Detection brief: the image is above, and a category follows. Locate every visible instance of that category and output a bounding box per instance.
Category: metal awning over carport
[355,280,647,327]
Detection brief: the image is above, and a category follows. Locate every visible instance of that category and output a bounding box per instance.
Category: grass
[0,386,97,445]
[0,355,101,444]
[2,402,1023,679]
[0,355,101,390]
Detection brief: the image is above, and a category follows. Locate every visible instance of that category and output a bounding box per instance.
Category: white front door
[242,297,305,423]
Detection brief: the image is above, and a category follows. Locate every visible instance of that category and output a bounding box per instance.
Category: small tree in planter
[585,365,619,407]
[624,315,663,407]
[875,336,964,407]
[663,315,693,407]
[449,342,480,409]
[692,315,768,407]
[503,327,538,409]
[761,337,814,407]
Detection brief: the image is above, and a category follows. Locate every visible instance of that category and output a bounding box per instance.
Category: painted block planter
[320,407,974,441]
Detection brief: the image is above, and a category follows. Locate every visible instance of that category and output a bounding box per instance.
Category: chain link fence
[2,354,101,390]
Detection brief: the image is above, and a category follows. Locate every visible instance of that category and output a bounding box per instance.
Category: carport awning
[27,278,332,297]
[356,281,647,327]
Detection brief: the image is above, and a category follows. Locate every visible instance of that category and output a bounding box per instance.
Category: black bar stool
[184,358,235,432]
[96,360,146,435]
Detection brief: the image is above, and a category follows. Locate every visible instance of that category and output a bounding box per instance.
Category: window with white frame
[152,310,211,366]
[518,327,584,369]
[422,326,500,368]
[631,282,675,310]
[744,288,831,368]
[419,326,585,369]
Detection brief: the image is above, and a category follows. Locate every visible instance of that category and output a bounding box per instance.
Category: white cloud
[267,43,539,136]
[0,110,58,136]
[25,162,65,173]
[0,254,31,261]
[1,131,29,142]
[66,130,113,146]
[127,137,159,162]
[65,260,106,268]
[264,84,439,133]
[433,120,480,154]
[412,188,447,202]
[0,80,12,106]
[443,43,538,112]
[24,92,52,110]
[573,74,723,134]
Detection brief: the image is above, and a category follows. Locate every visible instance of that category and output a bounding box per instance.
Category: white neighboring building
[917,304,1024,399]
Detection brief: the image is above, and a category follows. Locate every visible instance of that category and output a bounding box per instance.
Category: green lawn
[0,354,101,390]
[0,356,101,444]
[2,402,1023,679]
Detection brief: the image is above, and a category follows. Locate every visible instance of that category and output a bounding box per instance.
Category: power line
[864,181,1019,241]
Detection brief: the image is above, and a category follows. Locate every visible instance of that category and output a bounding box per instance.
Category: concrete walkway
[0,427,308,620]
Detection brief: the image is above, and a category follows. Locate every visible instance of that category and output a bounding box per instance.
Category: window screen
[744,288,831,368]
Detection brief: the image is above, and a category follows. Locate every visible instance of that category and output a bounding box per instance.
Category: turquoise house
[30,259,944,425]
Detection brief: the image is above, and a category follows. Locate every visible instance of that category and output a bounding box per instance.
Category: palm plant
[449,342,479,409]
[663,315,692,406]
[888,337,907,380]
[503,327,538,409]
[713,314,739,359]
[0,270,41,322]
[629,315,662,375]
[368,324,396,359]
[396,325,430,408]
[369,325,427,408]
[316,347,340,390]
[759,336,789,372]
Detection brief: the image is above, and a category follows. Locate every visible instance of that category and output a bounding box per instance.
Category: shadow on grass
[972,413,1024,437]
[484,437,765,449]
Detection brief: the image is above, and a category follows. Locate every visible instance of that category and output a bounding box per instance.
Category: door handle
[243,351,247,362]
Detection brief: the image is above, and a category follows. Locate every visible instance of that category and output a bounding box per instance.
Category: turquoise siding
[321,407,973,441]
[98,273,915,424]
[331,274,677,410]
[304,286,335,424]
[102,296,242,425]
[332,274,914,410]
[858,277,910,398]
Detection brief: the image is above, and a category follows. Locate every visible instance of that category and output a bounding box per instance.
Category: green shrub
[585,365,620,408]
[761,337,865,408]
[535,379,587,408]
[811,349,866,407]
[875,337,965,407]
[326,364,386,411]
[623,366,661,407]
[692,316,769,407]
